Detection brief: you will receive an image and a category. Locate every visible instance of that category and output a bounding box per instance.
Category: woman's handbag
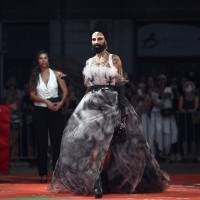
[111,121,127,145]
[160,108,174,117]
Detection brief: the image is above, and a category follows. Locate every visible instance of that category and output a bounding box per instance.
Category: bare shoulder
[52,70,64,81]
[111,54,121,65]
[52,69,59,77]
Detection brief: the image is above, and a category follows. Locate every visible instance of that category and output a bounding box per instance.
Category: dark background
[0,0,200,89]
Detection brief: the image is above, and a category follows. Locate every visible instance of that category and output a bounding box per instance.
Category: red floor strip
[0,174,200,199]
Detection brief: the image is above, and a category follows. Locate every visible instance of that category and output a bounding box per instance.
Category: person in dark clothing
[178,80,199,162]
[29,50,68,183]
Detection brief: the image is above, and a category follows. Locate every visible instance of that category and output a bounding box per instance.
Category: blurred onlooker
[146,75,158,95]
[179,75,187,95]
[21,82,36,167]
[21,83,34,111]
[187,69,198,84]
[169,74,182,111]
[180,75,187,86]
[168,73,183,162]
[3,75,22,100]
[3,83,22,164]
[186,69,200,95]
[132,81,152,115]
[178,80,199,162]
[125,83,136,106]
[150,74,178,161]
[132,81,153,151]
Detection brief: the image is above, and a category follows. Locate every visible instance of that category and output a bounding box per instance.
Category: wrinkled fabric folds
[47,89,170,195]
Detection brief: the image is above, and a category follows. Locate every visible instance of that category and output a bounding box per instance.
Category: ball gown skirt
[47,88,170,195]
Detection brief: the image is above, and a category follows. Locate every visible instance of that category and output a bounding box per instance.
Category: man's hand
[58,71,67,79]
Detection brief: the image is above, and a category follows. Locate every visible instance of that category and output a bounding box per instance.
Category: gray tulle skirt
[47,89,170,195]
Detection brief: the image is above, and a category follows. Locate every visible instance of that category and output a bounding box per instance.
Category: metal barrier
[10,112,36,167]
[137,110,200,162]
[9,110,200,166]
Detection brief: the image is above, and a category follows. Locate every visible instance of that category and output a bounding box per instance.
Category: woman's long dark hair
[29,50,49,89]
[29,50,84,97]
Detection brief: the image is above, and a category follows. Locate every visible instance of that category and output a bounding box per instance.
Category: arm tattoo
[112,55,119,66]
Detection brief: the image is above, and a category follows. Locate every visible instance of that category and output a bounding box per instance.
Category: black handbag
[111,121,127,145]
[160,108,174,117]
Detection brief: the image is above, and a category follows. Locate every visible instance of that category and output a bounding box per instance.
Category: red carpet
[0,174,200,199]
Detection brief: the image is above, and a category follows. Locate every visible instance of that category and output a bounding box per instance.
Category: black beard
[92,43,106,54]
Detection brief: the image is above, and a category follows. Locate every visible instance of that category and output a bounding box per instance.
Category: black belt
[91,85,116,91]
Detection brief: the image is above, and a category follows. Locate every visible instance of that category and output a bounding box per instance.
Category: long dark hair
[29,50,49,89]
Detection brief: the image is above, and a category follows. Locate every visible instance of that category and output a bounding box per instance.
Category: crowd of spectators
[124,68,200,163]
[1,68,200,166]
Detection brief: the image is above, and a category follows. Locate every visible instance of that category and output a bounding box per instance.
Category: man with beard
[47,20,170,198]
[84,21,124,95]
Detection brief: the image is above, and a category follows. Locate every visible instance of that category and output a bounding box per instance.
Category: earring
[106,44,108,49]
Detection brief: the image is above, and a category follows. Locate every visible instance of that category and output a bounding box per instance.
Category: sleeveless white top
[34,68,58,107]
[83,54,128,87]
